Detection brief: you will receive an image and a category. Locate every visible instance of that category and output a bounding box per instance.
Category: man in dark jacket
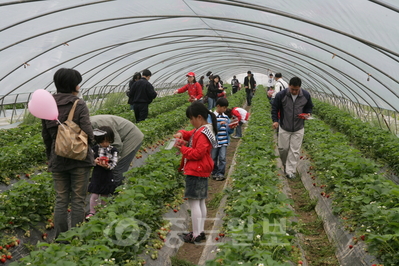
[271,77,313,179]
[128,69,157,122]
[231,75,240,94]
[243,71,256,106]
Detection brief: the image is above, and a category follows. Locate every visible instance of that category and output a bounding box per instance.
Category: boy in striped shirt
[208,98,235,181]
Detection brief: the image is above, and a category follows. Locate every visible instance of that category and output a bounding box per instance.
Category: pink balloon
[28,89,59,120]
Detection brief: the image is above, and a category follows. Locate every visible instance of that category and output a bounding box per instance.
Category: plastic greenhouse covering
[1,0,399,119]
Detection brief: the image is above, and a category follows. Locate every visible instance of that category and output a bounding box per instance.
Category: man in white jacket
[271,73,288,104]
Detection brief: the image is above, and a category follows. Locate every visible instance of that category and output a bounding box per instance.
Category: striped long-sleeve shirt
[212,111,234,147]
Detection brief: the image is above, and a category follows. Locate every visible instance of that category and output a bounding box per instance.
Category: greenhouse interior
[0,0,398,265]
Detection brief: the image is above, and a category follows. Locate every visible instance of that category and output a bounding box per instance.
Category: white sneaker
[286,173,296,179]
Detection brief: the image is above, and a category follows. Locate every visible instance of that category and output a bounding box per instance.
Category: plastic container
[164,139,177,150]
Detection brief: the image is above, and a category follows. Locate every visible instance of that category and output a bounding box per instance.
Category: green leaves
[304,104,399,264]
[208,89,296,265]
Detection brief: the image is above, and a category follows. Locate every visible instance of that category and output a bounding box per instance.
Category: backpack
[55,100,88,161]
[268,81,285,98]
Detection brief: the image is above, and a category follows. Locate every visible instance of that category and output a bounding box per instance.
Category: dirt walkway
[286,172,339,266]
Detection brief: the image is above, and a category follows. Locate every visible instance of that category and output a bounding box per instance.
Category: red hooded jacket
[178,125,216,177]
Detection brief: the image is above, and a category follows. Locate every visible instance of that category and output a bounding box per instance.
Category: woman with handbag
[41,68,95,239]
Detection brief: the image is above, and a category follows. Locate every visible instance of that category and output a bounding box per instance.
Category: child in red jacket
[173,102,218,243]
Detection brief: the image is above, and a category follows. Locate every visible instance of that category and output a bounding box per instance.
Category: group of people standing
[41,67,313,251]
[42,68,144,239]
[126,69,158,123]
[174,71,228,110]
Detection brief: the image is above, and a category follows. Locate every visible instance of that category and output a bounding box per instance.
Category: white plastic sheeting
[0,0,398,110]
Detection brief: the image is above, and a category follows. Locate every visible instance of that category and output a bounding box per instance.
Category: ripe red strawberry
[360,235,366,241]
[371,264,377,266]
[300,156,303,159]
[312,183,316,186]
[6,255,11,260]
[321,192,326,196]
[349,245,353,249]
[5,245,10,249]
[173,209,178,213]
[326,194,330,198]
[215,237,219,241]
[0,258,6,263]
[67,208,71,212]
[298,261,303,265]
[0,246,2,250]
[219,233,225,237]
[25,173,30,178]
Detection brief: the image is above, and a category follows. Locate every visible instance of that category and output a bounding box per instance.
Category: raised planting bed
[205,90,301,265]
[302,115,398,265]
[312,99,399,176]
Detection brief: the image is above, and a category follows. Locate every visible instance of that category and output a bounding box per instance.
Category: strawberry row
[312,99,399,175]
[208,90,298,265]
[92,92,187,120]
[303,113,399,265]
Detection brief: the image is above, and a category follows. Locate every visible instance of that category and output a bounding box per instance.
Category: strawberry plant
[312,99,399,174]
[303,113,399,265]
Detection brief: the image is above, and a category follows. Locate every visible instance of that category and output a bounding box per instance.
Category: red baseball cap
[186,72,195,77]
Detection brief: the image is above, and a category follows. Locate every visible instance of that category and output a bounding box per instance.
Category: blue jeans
[52,167,91,238]
[113,141,142,186]
[208,97,217,110]
[246,90,253,106]
[211,146,227,176]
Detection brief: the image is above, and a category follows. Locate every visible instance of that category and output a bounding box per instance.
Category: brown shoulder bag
[55,100,88,160]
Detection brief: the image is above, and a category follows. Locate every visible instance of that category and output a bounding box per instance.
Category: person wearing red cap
[174,72,203,102]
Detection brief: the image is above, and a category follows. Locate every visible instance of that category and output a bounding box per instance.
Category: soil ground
[286,168,340,266]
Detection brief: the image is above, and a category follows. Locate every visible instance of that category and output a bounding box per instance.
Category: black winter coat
[128,77,157,105]
[206,81,223,99]
[243,76,257,92]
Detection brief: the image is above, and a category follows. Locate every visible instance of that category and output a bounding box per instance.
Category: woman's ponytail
[208,110,218,135]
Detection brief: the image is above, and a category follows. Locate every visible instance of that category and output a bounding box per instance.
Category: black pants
[232,86,238,94]
[133,103,149,123]
[246,90,254,106]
